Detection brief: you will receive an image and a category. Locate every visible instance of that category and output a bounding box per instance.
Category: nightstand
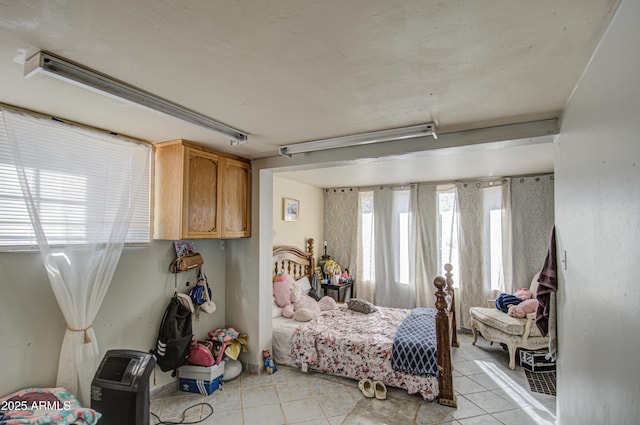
[321,281,353,303]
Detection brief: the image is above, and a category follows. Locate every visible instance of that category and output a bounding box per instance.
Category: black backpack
[153,294,193,373]
[308,273,322,301]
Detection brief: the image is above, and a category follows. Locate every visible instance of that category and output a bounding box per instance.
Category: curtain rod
[0,102,152,146]
[323,173,554,192]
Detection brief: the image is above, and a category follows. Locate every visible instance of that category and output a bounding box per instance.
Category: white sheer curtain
[415,183,438,307]
[356,190,375,302]
[373,185,416,309]
[501,180,514,294]
[456,179,511,328]
[2,108,150,405]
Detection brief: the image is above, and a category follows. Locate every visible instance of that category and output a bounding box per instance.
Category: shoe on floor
[358,378,375,398]
[373,380,387,400]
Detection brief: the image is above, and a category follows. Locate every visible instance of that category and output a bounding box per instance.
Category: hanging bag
[191,270,217,314]
[170,253,204,273]
[188,337,215,367]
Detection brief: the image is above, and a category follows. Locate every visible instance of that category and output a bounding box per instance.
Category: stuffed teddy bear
[507,299,538,318]
[273,272,337,322]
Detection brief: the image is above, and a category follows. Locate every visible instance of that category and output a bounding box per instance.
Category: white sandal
[358,378,375,398]
[373,380,387,400]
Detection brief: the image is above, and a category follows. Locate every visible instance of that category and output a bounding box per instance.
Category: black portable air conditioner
[91,349,156,425]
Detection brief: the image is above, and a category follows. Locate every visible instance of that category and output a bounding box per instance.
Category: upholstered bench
[469,274,549,369]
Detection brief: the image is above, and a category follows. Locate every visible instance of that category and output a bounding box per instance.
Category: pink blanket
[289,305,438,400]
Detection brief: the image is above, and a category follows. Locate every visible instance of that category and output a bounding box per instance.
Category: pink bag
[188,339,214,367]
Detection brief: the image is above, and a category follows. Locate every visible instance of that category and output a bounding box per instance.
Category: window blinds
[0,108,151,248]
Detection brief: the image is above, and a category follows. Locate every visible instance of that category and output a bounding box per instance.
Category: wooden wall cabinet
[220,157,252,238]
[154,139,251,240]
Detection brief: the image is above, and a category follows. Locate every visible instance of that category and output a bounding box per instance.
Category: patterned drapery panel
[323,187,358,292]
[510,175,555,287]
[455,179,512,329]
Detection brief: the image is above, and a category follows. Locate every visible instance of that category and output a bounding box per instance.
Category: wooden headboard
[272,238,316,280]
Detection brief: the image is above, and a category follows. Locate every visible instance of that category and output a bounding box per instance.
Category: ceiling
[0,1,618,187]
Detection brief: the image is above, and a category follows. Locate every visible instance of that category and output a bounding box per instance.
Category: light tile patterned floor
[151,333,556,425]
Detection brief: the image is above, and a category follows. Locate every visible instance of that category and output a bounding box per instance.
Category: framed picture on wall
[283,197,299,221]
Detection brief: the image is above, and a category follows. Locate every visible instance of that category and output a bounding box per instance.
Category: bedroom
[0,1,639,424]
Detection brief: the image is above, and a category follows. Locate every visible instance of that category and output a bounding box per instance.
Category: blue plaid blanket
[391,308,439,376]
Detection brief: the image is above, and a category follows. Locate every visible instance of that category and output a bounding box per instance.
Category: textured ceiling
[0,0,619,185]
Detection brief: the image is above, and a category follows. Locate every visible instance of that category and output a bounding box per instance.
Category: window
[357,182,506,298]
[0,109,151,249]
[484,185,503,291]
[438,184,503,291]
[359,190,375,282]
[358,188,413,285]
[393,189,411,285]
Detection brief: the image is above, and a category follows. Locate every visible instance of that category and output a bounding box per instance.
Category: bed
[272,238,457,407]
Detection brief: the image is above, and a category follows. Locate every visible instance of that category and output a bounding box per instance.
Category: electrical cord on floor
[151,402,214,425]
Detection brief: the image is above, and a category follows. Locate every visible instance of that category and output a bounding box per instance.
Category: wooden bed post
[444,263,459,348]
[307,238,316,276]
[434,275,457,407]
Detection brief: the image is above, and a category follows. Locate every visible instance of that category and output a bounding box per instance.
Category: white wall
[272,175,323,255]
[225,168,272,371]
[0,240,226,396]
[555,0,639,423]
[225,171,324,372]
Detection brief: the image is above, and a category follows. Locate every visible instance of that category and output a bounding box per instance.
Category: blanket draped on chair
[535,226,557,337]
[536,226,558,361]
[391,308,439,376]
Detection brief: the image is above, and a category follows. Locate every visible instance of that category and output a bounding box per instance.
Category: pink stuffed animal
[508,299,538,318]
[513,288,532,301]
[283,286,321,321]
[274,273,336,322]
[273,273,296,307]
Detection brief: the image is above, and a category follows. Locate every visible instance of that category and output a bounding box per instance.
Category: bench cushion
[470,307,525,336]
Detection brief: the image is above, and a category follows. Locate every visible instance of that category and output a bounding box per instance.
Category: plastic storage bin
[179,376,222,395]
[519,350,555,372]
[178,361,225,381]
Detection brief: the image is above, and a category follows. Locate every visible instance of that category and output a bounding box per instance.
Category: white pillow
[318,296,337,311]
[295,276,311,294]
[293,308,317,322]
[272,300,282,318]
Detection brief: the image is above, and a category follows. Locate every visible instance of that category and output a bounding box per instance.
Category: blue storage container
[179,376,222,395]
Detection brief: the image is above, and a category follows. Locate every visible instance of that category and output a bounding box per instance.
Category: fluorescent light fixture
[24,51,248,144]
[279,123,437,157]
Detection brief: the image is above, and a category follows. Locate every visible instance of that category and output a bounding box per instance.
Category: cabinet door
[221,157,251,238]
[184,148,221,238]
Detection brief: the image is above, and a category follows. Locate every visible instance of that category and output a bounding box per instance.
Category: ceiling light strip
[24,51,248,143]
[279,123,437,157]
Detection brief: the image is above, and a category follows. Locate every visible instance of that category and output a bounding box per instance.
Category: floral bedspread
[0,387,101,425]
[289,305,439,400]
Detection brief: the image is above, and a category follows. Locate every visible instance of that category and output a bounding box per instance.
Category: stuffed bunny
[274,273,337,322]
[283,285,321,320]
